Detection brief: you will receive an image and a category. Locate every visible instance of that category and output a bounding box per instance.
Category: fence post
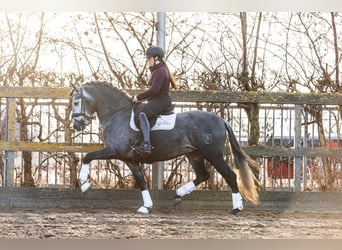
[150,12,166,191]
[4,98,16,187]
[152,162,164,190]
[294,104,302,192]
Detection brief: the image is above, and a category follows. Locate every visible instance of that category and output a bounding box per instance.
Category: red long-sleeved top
[136,62,170,101]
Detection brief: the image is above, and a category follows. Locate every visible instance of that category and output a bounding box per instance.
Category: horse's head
[70,83,95,131]
[70,81,133,131]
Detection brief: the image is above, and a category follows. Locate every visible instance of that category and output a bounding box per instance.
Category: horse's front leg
[80,147,116,193]
[126,161,153,214]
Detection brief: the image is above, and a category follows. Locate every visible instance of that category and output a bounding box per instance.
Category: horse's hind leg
[208,157,243,215]
[176,152,210,199]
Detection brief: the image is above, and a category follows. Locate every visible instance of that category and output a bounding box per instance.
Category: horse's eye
[74,101,79,106]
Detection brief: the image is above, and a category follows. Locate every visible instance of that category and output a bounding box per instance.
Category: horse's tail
[224,120,260,205]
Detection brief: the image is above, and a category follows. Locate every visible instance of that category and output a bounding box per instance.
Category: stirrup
[134,142,153,154]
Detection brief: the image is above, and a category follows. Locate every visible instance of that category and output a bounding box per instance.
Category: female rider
[132,45,177,153]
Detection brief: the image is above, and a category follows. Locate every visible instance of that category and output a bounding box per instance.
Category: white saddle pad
[130,111,177,131]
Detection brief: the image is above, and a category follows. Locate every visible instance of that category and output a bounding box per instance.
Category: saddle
[130,104,177,131]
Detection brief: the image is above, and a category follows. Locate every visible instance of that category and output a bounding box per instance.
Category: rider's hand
[132,95,138,103]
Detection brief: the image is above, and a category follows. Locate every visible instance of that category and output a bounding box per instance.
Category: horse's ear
[70,82,81,89]
[69,83,80,96]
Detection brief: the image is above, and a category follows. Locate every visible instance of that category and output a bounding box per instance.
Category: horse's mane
[83,81,131,100]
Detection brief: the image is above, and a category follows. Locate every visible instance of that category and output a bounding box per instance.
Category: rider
[132,45,177,153]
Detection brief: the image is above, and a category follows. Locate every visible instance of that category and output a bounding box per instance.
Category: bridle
[71,87,95,124]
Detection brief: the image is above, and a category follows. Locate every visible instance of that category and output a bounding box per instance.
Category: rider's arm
[136,67,168,101]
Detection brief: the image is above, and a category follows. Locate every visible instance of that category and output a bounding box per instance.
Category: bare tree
[280,12,342,190]
[237,12,263,146]
[0,13,82,187]
[3,13,47,186]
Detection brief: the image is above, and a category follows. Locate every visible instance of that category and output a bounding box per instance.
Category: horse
[70,81,260,215]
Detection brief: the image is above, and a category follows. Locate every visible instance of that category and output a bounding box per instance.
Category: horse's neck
[94,91,131,122]
[98,104,131,133]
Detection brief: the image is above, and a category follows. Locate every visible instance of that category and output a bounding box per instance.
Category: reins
[97,103,132,120]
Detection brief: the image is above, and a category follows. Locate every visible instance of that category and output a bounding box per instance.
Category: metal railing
[1,87,342,191]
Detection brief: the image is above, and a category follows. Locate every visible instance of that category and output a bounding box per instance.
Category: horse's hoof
[230,208,242,216]
[81,182,91,193]
[137,206,150,214]
[174,196,182,206]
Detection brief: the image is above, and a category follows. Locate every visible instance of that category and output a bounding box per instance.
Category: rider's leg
[133,97,171,153]
[134,112,153,153]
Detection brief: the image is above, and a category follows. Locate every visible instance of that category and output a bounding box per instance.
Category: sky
[1,0,342,12]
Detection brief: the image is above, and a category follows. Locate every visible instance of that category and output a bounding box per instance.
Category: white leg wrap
[137,206,149,214]
[80,182,91,193]
[232,192,244,210]
[79,164,89,182]
[79,164,91,193]
[137,190,153,214]
[176,181,196,197]
[141,190,153,208]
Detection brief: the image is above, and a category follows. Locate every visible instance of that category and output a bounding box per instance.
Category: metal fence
[1,87,342,192]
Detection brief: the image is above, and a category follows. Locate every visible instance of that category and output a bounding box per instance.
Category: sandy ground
[0,207,341,239]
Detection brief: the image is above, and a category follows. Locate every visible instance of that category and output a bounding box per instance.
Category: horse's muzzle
[73,119,86,131]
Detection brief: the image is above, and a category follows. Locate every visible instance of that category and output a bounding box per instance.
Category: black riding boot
[134,112,153,153]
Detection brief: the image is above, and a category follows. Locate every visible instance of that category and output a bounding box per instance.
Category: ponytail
[163,59,178,89]
[169,70,178,89]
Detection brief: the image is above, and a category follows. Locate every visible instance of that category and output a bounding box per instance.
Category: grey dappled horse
[71,81,259,215]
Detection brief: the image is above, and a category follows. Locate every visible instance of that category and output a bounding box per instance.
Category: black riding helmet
[145,46,165,59]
